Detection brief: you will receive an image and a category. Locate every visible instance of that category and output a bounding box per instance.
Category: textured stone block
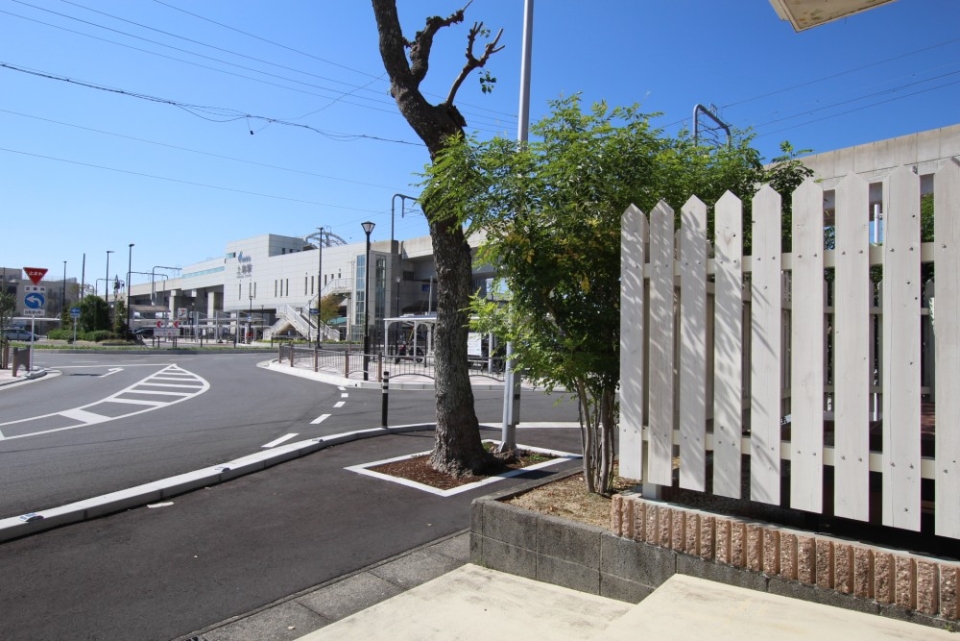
[762,529,780,576]
[658,506,672,548]
[940,564,959,620]
[780,532,798,580]
[684,512,699,554]
[874,552,894,605]
[746,524,763,572]
[895,556,916,609]
[481,538,537,580]
[538,513,603,569]
[600,533,677,588]
[916,560,939,615]
[699,515,715,560]
[645,504,659,544]
[623,497,635,540]
[797,535,816,585]
[671,509,686,552]
[676,554,769,592]
[611,494,623,536]
[482,501,538,549]
[834,542,854,594]
[716,519,732,565]
[729,521,746,568]
[768,577,879,615]
[816,539,834,589]
[853,546,873,599]
[600,573,656,604]
[632,498,646,542]
[538,553,600,595]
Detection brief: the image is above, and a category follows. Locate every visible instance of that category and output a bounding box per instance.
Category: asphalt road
[0,353,583,641]
[1,352,579,519]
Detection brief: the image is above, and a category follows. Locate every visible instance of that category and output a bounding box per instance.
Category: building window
[304,276,308,295]
[285,279,289,297]
[238,284,241,300]
[311,276,314,296]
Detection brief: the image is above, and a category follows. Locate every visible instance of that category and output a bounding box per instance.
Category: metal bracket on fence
[381,370,389,427]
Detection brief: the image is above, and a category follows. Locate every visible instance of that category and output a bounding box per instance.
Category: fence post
[377,353,383,383]
[344,347,350,378]
[314,346,319,372]
[382,370,389,427]
[289,344,295,367]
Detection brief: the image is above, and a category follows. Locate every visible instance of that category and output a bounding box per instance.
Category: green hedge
[46,328,120,342]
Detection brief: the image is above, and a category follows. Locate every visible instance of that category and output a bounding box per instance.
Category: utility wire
[149,0,519,121]
[0,107,410,192]
[0,145,384,211]
[0,60,424,146]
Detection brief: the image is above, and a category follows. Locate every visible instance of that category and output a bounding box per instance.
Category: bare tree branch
[409,1,473,85]
[445,22,504,105]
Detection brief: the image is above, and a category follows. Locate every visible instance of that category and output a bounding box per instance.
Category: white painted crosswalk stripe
[334,401,345,409]
[311,414,331,425]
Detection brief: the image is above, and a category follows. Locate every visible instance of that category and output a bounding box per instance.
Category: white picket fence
[619,160,960,539]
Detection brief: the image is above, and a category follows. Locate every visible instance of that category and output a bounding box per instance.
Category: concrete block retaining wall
[470,486,960,633]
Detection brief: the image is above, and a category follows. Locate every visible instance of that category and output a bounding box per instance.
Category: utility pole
[105,250,113,330]
[317,226,324,348]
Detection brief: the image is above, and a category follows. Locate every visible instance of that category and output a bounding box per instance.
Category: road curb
[0,423,434,543]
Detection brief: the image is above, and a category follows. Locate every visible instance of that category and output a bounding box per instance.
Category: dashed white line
[340,393,349,398]
[311,414,331,425]
[262,433,298,448]
[333,401,345,409]
[338,386,346,391]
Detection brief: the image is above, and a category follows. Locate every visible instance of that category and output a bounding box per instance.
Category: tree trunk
[372,0,489,476]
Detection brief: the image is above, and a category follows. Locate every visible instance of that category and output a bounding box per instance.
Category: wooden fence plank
[749,185,783,505]
[713,191,744,498]
[648,201,677,486]
[680,196,708,491]
[834,173,871,522]
[934,159,960,538]
[790,178,825,514]
[882,166,921,531]
[619,204,648,481]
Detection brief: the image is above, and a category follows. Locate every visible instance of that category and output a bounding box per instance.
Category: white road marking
[310,414,331,425]
[333,401,345,409]
[105,398,166,406]
[262,433,298,448]
[340,393,349,398]
[100,367,123,378]
[60,408,111,425]
[338,386,346,391]
[0,429,4,439]
[138,382,203,389]
[147,502,174,508]
[0,364,210,441]
[120,389,194,396]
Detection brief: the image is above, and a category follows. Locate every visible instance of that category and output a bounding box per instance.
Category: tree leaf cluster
[425,95,813,493]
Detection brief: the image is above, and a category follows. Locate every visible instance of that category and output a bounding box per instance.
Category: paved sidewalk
[0,363,47,387]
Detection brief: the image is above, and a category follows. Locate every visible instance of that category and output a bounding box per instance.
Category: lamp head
[361,221,375,235]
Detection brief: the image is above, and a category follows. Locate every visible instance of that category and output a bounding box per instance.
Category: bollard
[344,348,350,378]
[289,343,295,367]
[314,347,319,373]
[381,370,389,427]
[377,353,383,383]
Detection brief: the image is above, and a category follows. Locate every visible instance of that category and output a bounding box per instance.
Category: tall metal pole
[105,250,113,331]
[81,253,86,304]
[501,0,533,453]
[316,226,324,348]
[61,260,66,328]
[361,221,376,381]
[126,243,134,331]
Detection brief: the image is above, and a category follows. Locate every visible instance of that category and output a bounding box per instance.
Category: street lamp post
[361,221,375,381]
[394,275,401,349]
[61,260,66,328]
[126,243,134,332]
[248,287,254,344]
[390,193,417,248]
[105,250,113,331]
[316,226,324,348]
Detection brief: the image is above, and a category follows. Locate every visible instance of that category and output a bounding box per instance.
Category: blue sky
[2,0,958,287]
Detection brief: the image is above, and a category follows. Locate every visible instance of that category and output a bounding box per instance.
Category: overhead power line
[0,145,384,212]
[0,60,425,146]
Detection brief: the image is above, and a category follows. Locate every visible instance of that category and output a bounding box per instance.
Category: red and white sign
[23,267,48,285]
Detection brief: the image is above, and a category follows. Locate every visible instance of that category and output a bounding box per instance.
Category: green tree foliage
[79,295,110,333]
[426,96,813,494]
[319,293,344,326]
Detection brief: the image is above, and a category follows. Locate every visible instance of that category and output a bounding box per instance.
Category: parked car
[3,329,38,341]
